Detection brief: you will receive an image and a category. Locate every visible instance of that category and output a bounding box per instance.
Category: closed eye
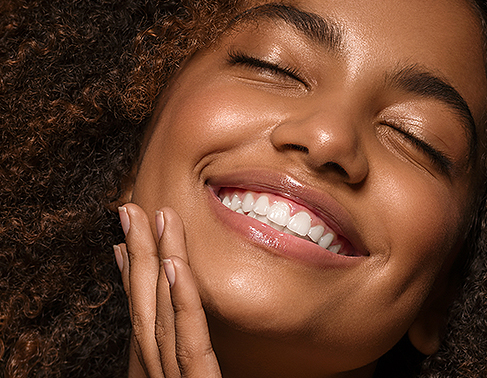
[384,122,454,175]
[226,51,309,88]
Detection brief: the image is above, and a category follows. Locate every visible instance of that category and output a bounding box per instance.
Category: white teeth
[241,193,255,213]
[328,244,342,254]
[318,233,334,249]
[256,214,271,225]
[230,194,242,211]
[257,211,285,231]
[266,202,291,226]
[282,227,299,236]
[223,196,231,208]
[248,210,257,218]
[253,195,270,215]
[220,192,344,254]
[269,222,285,231]
[286,211,311,236]
[308,225,325,243]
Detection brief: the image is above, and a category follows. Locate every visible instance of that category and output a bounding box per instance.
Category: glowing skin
[128,0,487,376]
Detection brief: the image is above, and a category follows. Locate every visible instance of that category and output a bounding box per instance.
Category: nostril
[282,144,348,177]
[283,143,309,153]
[322,161,348,177]
[271,124,368,184]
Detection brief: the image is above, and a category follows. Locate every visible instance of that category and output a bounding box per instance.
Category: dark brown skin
[115,0,487,377]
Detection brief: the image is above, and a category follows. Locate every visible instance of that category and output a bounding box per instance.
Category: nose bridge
[270,101,369,184]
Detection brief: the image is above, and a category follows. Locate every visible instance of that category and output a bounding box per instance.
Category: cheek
[366,162,465,291]
[155,79,288,162]
[131,85,255,206]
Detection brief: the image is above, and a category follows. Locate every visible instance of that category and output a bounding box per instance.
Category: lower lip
[207,187,364,269]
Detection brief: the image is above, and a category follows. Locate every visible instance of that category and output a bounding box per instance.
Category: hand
[114,204,222,378]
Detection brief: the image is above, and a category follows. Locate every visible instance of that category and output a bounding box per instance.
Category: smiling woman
[1,0,487,377]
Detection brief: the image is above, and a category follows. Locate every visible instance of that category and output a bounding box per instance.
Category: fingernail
[163,259,175,287]
[113,245,124,272]
[118,206,130,235]
[156,210,165,240]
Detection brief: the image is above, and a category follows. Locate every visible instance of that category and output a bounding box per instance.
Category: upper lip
[206,169,369,256]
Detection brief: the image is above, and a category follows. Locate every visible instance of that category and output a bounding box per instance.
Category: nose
[270,111,369,185]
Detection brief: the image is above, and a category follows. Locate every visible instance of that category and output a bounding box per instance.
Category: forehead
[233,0,487,145]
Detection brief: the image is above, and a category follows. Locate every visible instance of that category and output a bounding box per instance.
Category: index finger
[155,208,220,378]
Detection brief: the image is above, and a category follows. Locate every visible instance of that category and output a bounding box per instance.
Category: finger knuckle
[131,313,144,329]
[176,342,215,366]
[176,342,198,364]
[172,299,204,320]
[155,320,172,345]
[172,300,192,314]
[130,314,147,341]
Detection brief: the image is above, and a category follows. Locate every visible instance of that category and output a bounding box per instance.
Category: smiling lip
[206,170,368,268]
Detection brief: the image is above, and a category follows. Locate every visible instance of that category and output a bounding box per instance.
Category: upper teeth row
[221,193,341,253]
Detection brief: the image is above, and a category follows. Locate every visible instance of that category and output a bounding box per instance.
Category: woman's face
[130,0,486,375]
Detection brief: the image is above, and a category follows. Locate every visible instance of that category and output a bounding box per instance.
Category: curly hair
[0,0,241,376]
[0,0,486,377]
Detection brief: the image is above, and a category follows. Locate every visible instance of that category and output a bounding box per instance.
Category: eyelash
[226,51,308,87]
[226,51,453,175]
[385,122,453,174]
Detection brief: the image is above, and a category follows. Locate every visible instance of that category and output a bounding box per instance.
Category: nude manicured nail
[113,245,124,272]
[163,259,176,287]
[156,210,165,240]
[118,206,130,235]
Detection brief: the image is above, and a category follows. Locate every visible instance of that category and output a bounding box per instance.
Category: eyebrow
[386,65,477,159]
[231,3,343,51]
[231,3,478,160]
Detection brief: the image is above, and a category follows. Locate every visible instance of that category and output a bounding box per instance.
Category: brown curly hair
[1,0,487,377]
[0,0,241,376]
